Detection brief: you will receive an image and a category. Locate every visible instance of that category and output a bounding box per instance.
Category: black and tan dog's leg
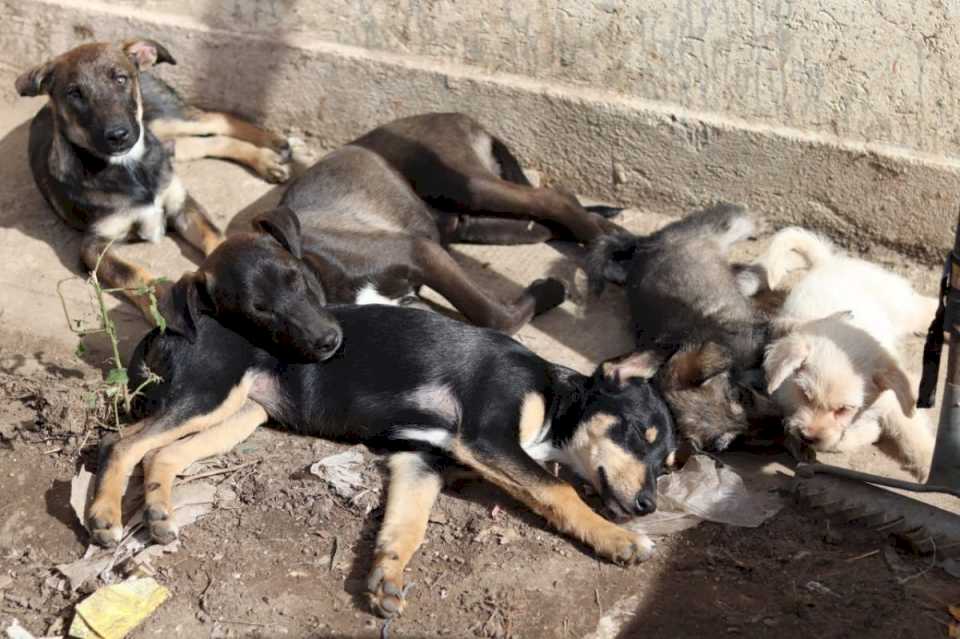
[413,239,564,333]
[142,401,268,544]
[171,134,291,184]
[463,177,619,243]
[167,190,224,256]
[88,378,254,547]
[81,235,161,320]
[451,441,654,563]
[367,452,443,617]
[151,111,289,154]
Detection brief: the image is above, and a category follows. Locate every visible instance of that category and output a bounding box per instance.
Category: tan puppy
[751,227,937,479]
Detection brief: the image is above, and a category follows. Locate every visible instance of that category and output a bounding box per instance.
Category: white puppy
[750,227,938,479]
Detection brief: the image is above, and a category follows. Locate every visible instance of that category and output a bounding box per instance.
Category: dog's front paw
[528,277,566,315]
[366,557,408,618]
[256,149,292,184]
[87,503,123,548]
[594,527,655,564]
[144,505,178,545]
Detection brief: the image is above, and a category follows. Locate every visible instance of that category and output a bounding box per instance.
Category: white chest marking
[107,129,146,166]
[395,427,453,449]
[355,283,401,306]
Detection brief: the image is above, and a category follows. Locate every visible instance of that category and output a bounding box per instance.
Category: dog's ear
[159,272,211,342]
[600,350,663,389]
[874,359,916,418]
[15,60,54,97]
[764,335,808,394]
[123,39,177,70]
[658,342,732,390]
[252,207,303,259]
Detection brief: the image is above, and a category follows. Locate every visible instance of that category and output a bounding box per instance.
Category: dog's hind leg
[87,377,255,547]
[172,135,291,184]
[150,111,289,154]
[462,177,618,243]
[412,239,565,333]
[141,401,267,544]
[367,451,443,617]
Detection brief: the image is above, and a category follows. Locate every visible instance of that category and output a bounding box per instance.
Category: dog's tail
[586,232,642,293]
[753,226,834,290]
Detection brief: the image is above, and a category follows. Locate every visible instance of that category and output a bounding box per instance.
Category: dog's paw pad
[88,518,122,548]
[144,507,178,544]
[366,566,407,618]
[257,149,292,184]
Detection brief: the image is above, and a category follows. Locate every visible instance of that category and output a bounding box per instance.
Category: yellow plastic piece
[69,577,170,639]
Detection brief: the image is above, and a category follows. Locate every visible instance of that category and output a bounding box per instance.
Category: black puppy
[15,39,289,318]
[588,203,779,451]
[86,237,676,619]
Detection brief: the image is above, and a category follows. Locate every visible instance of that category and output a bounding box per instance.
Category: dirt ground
[1,80,960,639]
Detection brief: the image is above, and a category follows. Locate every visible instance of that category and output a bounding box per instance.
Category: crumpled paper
[58,468,224,590]
[68,577,169,639]
[310,448,366,499]
[627,454,784,535]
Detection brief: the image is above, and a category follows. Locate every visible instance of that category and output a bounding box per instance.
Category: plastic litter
[627,454,784,535]
[68,577,169,639]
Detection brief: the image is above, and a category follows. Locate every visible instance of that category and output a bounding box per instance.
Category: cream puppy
[751,227,937,479]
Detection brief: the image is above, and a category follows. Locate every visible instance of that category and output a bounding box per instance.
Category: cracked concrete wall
[93,0,960,158]
[2,0,959,260]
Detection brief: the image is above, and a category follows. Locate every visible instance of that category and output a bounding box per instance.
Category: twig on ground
[175,460,261,485]
[845,549,880,563]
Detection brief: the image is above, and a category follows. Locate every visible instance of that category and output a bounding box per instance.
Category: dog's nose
[105,126,130,146]
[634,494,656,516]
[315,329,342,358]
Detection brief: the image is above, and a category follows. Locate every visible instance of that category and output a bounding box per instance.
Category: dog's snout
[315,328,342,359]
[634,493,656,516]
[799,431,820,446]
[105,126,131,147]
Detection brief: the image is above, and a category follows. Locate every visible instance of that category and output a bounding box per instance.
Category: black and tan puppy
[15,39,290,317]
[588,203,780,451]
[86,239,676,620]
[251,113,620,333]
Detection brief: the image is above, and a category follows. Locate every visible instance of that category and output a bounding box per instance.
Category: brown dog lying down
[15,38,290,318]
[587,203,782,452]
[249,112,622,333]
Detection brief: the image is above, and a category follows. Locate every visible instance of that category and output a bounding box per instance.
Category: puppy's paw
[594,527,655,564]
[144,505,179,545]
[366,559,408,618]
[256,148,292,184]
[528,277,566,315]
[734,266,764,297]
[88,511,123,548]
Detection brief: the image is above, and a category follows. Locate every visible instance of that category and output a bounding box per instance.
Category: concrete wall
[3,0,959,261]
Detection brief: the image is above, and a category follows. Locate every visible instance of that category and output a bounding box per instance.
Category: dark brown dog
[253,113,621,332]
[15,38,290,317]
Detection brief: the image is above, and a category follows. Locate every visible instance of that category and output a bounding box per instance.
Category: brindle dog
[15,38,291,317]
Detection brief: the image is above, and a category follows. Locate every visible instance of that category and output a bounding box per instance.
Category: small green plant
[57,241,163,429]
